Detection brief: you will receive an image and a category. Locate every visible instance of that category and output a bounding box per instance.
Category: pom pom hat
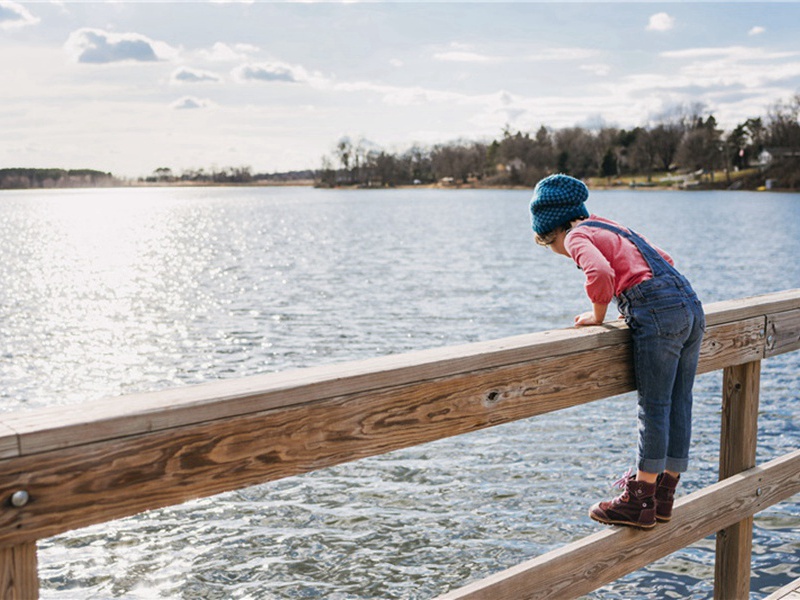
[530,174,590,236]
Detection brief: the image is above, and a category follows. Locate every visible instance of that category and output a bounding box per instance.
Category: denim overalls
[574,221,706,474]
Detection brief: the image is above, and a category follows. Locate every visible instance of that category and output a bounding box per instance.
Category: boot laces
[613,467,635,489]
[611,468,635,504]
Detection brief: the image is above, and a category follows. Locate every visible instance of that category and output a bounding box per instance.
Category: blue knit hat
[529,174,590,235]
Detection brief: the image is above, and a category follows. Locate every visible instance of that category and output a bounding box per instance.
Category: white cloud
[171,96,214,110]
[659,46,800,90]
[232,61,311,83]
[200,42,260,62]
[332,79,466,107]
[0,0,39,30]
[65,28,179,64]
[171,67,222,84]
[647,12,675,32]
[434,46,597,64]
[389,58,404,68]
[748,26,766,36]
[524,48,598,62]
[661,46,798,61]
[580,63,611,76]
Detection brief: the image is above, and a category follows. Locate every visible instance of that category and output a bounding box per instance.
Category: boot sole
[656,515,672,522]
[589,512,657,530]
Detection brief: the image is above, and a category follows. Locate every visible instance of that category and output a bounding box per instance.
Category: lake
[1,186,798,598]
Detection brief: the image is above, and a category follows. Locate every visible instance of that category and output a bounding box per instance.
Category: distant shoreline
[0,175,792,193]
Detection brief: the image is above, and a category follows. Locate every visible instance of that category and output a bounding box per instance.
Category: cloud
[748,26,766,36]
[232,61,310,83]
[661,46,797,61]
[433,46,597,64]
[65,28,179,64]
[580,63,611,76]
[0,0,39,30]
[200,42,260,62]
[171,96,214,110]
[171,67,222,84]
[524,48,598,62]
[332,79,465,107]
[647,12,675,32]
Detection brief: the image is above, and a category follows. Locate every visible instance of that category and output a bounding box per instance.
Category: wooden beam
[715,360,761,600]
[766,309,800,358]
[0,314,766,458]
[696,316,764,374]
[0,323,631,455]
[435,449,800,600]
[0,342,632,547]
[0,293,792,547]
[0,425,17,461]
[703,288,800,327]
[0,542,38,600]
[0,314,770,546]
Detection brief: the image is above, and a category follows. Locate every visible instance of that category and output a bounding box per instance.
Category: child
[529,173,705,529]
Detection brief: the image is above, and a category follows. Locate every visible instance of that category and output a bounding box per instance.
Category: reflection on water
[1,187,798,598]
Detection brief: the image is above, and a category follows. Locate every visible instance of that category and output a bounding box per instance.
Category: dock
[1,289,799,599]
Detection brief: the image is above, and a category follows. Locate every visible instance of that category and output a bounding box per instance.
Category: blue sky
[2,1,799,178]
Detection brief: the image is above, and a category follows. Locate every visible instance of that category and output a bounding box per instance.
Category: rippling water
[1,186,798,598]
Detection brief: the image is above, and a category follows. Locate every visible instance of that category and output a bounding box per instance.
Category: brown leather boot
[589,470,657,529]
[655,472,680,522]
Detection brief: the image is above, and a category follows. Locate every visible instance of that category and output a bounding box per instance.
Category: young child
[529,173,705,529]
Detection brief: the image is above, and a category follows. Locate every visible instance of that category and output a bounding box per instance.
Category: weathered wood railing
[1,289,799,599]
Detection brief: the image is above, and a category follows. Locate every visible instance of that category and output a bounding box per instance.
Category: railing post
[715,360,761,600]
[0,542,39,599]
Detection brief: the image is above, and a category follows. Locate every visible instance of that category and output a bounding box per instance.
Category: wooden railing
[1,289,799,599]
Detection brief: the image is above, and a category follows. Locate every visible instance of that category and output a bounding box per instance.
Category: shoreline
[0,179,794,193]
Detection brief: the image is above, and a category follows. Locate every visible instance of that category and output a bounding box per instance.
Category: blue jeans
[616,274,705,474]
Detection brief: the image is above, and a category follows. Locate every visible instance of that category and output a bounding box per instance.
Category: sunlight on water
[1,187,798,599]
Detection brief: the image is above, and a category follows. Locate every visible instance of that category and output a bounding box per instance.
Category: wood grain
[715,361,761,600]
[0,542,38,600]
[0,315,775,547]
[0,315,767,458]
[766,309,800,358]
[0,342,634,547]
[704,289,800,326]
[0,425,17,461]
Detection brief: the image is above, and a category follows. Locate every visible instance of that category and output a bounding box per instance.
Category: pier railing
[1,289,799,599]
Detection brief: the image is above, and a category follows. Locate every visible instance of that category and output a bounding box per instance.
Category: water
[0,186,798,598]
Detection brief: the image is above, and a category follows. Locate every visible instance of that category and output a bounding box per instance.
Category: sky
[1,1,800,178]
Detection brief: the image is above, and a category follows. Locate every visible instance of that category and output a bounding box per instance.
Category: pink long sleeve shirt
[564,215,674,305]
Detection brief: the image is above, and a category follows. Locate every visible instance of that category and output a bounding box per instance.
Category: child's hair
[534,216,587,246]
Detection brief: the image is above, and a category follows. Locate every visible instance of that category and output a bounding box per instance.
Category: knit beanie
[529,174,590,235]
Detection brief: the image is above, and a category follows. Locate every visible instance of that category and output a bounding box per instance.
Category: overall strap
[573,220,675,278]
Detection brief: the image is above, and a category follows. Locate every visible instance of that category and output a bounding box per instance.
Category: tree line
[316,94,800,190]
[140,166,316,185]
[0,168,117,189]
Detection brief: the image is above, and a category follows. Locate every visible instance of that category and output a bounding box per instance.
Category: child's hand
[574,311,602,326]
